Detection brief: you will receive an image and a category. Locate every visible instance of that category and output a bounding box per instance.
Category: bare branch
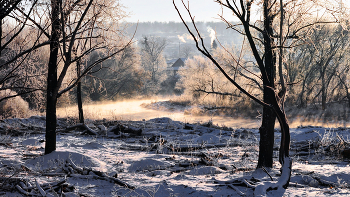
[173,0,269,108]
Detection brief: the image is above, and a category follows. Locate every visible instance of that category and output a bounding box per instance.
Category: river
[56,99,349,128]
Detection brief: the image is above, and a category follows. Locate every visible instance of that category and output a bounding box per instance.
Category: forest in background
[2,20,350,122]
[174,22,350,122]
[1,20,244,116]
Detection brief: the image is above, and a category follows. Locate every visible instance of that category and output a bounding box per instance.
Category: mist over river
[57,99,350,128]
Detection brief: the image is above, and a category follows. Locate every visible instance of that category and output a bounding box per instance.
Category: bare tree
[174,0,289,169]
[0,0,22,20]
[180,45,194,59]
[0,0,47,104]
[173,0,341,193]
[140,36,167,95]
[45,0,133,154]
[177,52,245,101]
[82,44,143,101]
[289,24,349,110]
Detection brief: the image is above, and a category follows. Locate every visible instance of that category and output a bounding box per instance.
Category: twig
[20,179,66,191]
[67,158,84,174]
[242,179,256,188]
[16,185,38,196]
[105,176,135,189]
[35,179,46,196]
[261,167,274,181]
[227,184,246,196]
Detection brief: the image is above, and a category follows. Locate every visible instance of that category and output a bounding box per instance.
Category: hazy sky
[121,1,348,23]
[121,0,234,22]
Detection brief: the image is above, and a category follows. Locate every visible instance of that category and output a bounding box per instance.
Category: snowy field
[0,114,350,196]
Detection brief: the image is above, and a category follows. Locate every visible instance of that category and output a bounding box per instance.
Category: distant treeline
[126,21,243,59]
[126,21,240,36]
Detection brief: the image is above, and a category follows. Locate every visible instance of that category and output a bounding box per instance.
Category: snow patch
[193,133,220,144]
[128,158,172,172]
[188,166,224,175]
[25,151,107,172]
[21,138,41,146]
[71,142,105,149]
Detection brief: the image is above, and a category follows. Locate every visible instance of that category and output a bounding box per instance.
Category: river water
[57,99,349,128]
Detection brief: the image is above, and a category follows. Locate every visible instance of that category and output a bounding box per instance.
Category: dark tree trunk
[45,0,61,155]
[0,19,2,57]
[299,79,306,107]
[77,82,84,123]
[257,0,277,168]
[258,89,276,168]
[0,19,2,52]
[45,88,57,154]
[321,72,326,110]
[258,88,291,167]
[76,60,84,123]
[275,106,290,164]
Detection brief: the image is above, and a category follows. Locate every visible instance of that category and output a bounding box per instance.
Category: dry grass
[286,102,350,127]
[169,95,261,118]
[170,95,350,127]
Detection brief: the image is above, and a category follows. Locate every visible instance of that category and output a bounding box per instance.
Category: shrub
[0,90,29,118]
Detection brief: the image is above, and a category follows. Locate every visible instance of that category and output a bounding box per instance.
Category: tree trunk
[0,19,2,54]
[45,89,57,154]
[299,79,307,107]
[257,88,276,168]
[76,60,84,123]
[45,0,61,155]
[77,81,84,123]
[276,106,290,164]
[321,72,326,110]
[257,0,277,168]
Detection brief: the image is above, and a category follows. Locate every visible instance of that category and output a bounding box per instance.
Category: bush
[0,90,29,118]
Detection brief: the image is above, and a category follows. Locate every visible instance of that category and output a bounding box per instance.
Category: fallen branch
[16,179,66,197]
[227,184,246,196]
[168,143,231,152]
[66,123,98,135]
[104,175,135,189]
[108,124,142,136]
[16,184,39,196]
[67,157,84,174]
[18,179,66,191]
[312,176,342,188]
[0,177,23,189]
[215,157,292,196]
[254,157,292,196]
[199,152,217,166]
[35,179,46,197]
[261,167,273,181]
[65,158,135,189]
[42,172,67,176]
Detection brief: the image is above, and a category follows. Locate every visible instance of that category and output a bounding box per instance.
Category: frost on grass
[0,116,350,196]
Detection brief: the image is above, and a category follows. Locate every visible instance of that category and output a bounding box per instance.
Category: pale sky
[121,0,349,23]
[121,0,235,22]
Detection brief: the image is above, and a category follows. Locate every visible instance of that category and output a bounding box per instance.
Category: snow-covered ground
[0,114,350,196]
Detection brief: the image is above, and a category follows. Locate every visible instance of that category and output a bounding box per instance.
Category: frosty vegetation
[1,0,350,196]
[0,116,350,196]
